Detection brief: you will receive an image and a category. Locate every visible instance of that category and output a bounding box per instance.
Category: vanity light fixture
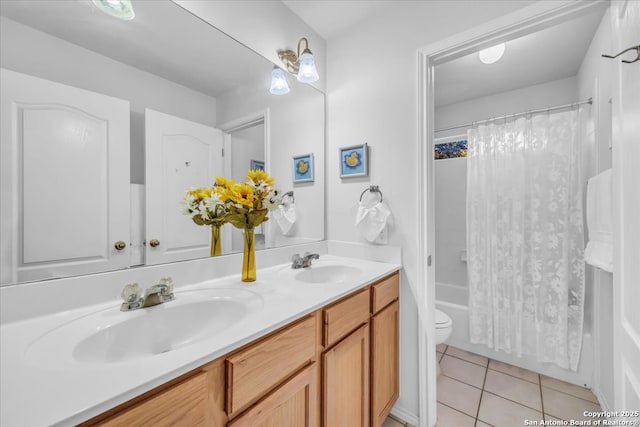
[269,66,290,95]
[92,0,135,21]
[278,37,319,83]
[479,43,505,64]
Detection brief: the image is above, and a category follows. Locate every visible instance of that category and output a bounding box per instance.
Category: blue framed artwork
[293,153,314,183]
[340,143,368,178]
[250,159,265,170]
[434,135,467,160]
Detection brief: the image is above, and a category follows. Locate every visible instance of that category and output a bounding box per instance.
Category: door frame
[416,1,608,425]
[219,109,271,251]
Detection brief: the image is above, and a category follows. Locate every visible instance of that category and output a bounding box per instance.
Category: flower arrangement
[182,169,282,281]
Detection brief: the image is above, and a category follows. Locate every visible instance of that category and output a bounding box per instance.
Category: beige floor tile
[437,375,482,417]
[484,369,542,411]
[446,346,489,367]
[435,403,475,427]
[478,392,542,427]
[489,359,540,384]
[382,416,405,427]
[542,387,602,421]
[540,375,599,404]
[475,422,493,427]
[437,344,448,353]
[440,354,487,388]
[545,414,564,422]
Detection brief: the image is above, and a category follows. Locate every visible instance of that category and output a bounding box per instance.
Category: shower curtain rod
[435,97,593,133]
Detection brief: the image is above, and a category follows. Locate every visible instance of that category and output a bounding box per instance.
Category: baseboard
[391,405,420,426]
[593,388,612,412]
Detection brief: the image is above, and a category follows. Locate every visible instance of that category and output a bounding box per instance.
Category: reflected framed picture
[293,153,314,183]
[250,159,265,170]
[340,143,368,178]
[434,135,467,160]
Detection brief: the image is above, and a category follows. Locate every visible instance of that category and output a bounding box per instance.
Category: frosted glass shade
[270,67,290,95]
[92,0,135,20]
[297,52,319,83]
[479,43,505,64]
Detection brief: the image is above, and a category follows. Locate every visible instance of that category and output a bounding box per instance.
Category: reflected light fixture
[269,66,290,95]
[479,43,505,64]
[92,0,135,20]
[278,37,319,83]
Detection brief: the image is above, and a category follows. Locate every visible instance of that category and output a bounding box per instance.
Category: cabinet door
[0,68,130,284]
[145,108,224,265]
[371,300,399,427]
[229,363,318,427]
[323,323,370,427]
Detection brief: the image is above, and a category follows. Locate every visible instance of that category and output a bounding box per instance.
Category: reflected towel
[355,201,390,242]
[585,169,613,272]
[272,203,297,235]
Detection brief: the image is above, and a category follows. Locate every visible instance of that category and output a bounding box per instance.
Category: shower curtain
[466,106,591,371]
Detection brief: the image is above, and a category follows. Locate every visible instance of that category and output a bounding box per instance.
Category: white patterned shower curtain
[466,107,591,371]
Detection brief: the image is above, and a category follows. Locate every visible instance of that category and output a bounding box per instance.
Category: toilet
[435,309,453,376]
[435,309,453,344]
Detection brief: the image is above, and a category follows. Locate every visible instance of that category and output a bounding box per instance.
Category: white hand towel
[584,169,613,272]
[272,203,297,235]
[355,201,391,242]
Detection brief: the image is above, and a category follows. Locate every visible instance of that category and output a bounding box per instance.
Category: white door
[145,109,224,265]
[611,0,640,412]
[0,69,130,284]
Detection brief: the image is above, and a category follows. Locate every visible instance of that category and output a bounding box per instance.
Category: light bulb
[479,43,505,64]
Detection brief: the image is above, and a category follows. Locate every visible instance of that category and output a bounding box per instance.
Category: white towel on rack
[585,168,613,272]
[272,202,297,235]
[355,200,391,242]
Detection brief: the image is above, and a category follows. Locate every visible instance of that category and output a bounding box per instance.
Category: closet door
[145,109,224,265]
[0,68,130,284]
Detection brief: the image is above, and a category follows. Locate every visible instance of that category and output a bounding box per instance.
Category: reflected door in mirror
[145,109,225,265]
[0,69,130,284]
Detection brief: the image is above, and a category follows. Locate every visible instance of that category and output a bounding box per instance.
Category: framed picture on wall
[340,143,368,178]
[434,135,467,160]
[293,153,314,183]
[250,159,265,170]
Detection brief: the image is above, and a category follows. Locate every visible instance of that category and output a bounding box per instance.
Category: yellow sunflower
[247,169,274,187]
[227,182,256,208]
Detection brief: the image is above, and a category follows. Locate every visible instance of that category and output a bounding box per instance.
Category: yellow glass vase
[241,227,256,282]
[210,224,222,257]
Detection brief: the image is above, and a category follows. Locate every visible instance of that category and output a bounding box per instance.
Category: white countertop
[0,255,400,427]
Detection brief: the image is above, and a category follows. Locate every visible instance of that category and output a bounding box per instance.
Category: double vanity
[0,254,401,426]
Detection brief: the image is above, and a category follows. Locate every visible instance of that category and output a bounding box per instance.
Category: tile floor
[433,344,602,427]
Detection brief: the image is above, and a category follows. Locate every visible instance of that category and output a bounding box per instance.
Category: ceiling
[281,1,607,107]
[0,0,272,98]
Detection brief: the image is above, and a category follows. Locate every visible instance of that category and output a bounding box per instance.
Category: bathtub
[435,282,595,388]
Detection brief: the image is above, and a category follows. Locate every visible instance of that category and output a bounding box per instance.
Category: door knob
[149,239,160,248]
[114,241,127,251]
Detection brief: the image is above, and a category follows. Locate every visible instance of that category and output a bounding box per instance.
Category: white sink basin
[26,288,263,364]
[295,265,363,284]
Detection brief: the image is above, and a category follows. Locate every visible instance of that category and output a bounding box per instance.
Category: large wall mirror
[0,0,325,286]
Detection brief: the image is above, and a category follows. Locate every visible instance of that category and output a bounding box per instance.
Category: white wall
[434,76,579,291]
[0,17,218,185]
[576,8,615,410]
[325,1,536,420]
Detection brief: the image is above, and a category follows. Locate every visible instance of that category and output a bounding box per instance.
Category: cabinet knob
[114,241,127,251]
[149,239,160,248]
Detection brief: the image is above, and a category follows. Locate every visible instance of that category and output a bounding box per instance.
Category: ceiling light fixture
[92,0,135,21]
[479,43,505,64]
[278,37,319,83]
[269,66,290,95]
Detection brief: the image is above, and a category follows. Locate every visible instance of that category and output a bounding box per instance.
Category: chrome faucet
[120,277,175,311]
[291,252,320,269]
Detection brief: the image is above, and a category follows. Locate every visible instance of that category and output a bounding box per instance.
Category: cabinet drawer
[323,289,370,348]
[98,372,208,427]
[371,272,399,314]
[226,314,316,417]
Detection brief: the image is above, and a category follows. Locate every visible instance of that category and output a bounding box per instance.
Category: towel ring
[360,185,383,203]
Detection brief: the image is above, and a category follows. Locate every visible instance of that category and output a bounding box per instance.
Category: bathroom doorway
[417,2,612,426]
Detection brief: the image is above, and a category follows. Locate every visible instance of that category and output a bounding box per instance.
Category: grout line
[482,390,544,414]
[438,402,477,422]
[441,373,483,391]
[486,365,540,385]
[539,374,547,420]
[445,352,489,368]
[474,358,490,425]
[540,384,600,405]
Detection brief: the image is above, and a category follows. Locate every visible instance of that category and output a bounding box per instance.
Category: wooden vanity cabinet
[82,271,399,427]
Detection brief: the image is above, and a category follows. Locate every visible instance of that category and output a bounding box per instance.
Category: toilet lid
[435,310,452,327]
